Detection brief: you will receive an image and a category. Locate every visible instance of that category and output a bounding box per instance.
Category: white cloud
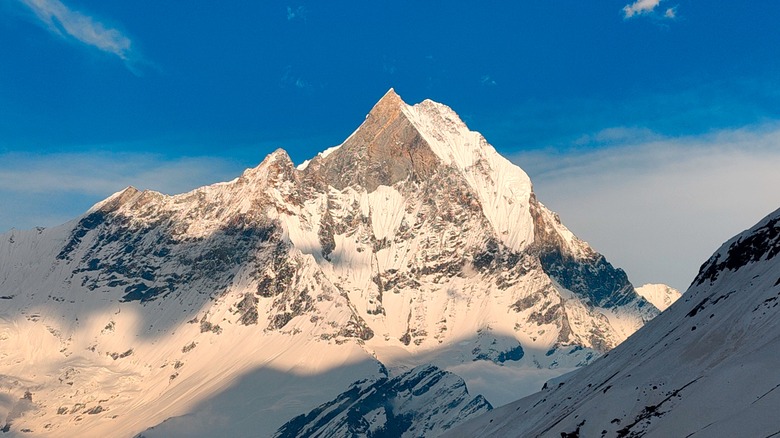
[0,152,242,195]
[18,0,141,67]
[664,7,677,19]
[623,0,663,18]
[573,126,660,146]
[511,124,780,291]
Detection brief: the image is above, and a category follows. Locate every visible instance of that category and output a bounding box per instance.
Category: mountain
[273,364,491,438]
[635,283,681,311]
[448,207,780,437]
[0,89,658,437]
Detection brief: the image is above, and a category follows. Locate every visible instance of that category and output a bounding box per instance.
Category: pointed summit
[306,89,537,253]
[88,185,141,214]
[311,88,440,191]
[363,87,408,132]
[372,87,405,111]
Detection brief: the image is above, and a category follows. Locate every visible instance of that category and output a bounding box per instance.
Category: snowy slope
[448,207,780,438]
[636,283,681,311]
[0,89,659,437]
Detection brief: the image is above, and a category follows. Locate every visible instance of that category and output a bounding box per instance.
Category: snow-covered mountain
[635,283,681,311]
[273,364,491,438]
[0,89,658,437]
[449,207,780,437]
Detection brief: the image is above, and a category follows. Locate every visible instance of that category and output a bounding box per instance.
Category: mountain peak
[635,283,682,311]
[374,87,405,109]
[262,148,294,166]
[310,88,439,192]
[88,185,141,214]
[303,90,536,253]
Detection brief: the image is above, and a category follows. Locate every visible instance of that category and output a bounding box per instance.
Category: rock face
[448,207,780,438]
[0,89,657,437]
[316,89,441,192]
[273,365,492,438]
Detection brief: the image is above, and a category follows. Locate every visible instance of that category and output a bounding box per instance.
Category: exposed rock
[273,364,492,438]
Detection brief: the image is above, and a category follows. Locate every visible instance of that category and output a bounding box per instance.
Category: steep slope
[449,207,780,437]
[636,283,681,311]
[0,89,657,437]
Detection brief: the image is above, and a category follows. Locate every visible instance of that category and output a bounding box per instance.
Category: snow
[366,185,405,241]
[636,283,682,311]
[137,340,382,438]
[296,143,343,171]
[0,278,382,437]
[447,207,780,437]
[401,99,536,253]
[445,357,582,408]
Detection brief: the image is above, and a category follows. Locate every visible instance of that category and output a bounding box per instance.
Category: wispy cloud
[0,152,243,232]
[512,124,780,291]
[479,78,780,154]
[281,65,311,90]
[286,5,307,22]
[382,56,397,75]
[623,0,677,19]
[480,75,497,86]
[17,0,145,71]
[0,152,240,195]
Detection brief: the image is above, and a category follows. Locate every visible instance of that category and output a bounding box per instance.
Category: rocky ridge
[273,364,491,438]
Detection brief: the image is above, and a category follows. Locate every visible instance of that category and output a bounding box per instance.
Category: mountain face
[449,207,780,438]
[635,284,681,311]
[273,364,491,438]
[0,89,657,437]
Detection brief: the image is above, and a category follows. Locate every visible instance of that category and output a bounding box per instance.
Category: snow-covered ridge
[636,283,682,311]
[273,364,492,438]
[401,93,535,253]
[693,206,780,286]
[296,144,343,171]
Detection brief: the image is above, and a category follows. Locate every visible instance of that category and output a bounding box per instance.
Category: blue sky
[2,0,780,290]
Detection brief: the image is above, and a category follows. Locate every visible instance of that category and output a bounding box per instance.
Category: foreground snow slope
[448,207,780,438]
[0,90,659,437]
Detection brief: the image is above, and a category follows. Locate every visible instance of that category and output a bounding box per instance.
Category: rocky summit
[0,89,664,437]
